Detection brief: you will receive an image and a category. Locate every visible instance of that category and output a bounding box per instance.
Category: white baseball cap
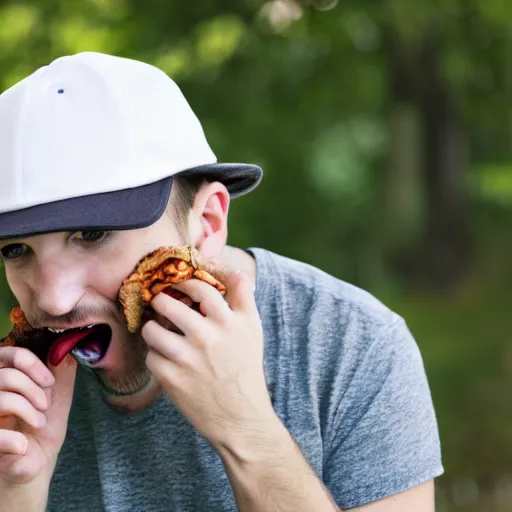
[0,52,262,240]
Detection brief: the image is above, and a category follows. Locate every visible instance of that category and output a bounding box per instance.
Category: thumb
[45,355,77,434]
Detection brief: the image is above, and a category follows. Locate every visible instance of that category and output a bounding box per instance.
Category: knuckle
[9,464,35,485]
[12,347,35,369]
[174,350,195,370]
[171,352,187,368]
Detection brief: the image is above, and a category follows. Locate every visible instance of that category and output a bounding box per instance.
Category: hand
[0,348,77,486]
[142,271,277,449]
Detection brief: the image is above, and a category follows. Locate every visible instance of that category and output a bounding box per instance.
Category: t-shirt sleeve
[322,316,444,509]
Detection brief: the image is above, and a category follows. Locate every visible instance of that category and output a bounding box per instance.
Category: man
[0,52,443,511]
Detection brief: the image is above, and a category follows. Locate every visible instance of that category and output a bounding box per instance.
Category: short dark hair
[167,173,208,239]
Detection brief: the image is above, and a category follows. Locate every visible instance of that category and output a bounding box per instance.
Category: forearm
[0,483,48,512]
[217,419,341,512]
[0,472,52,512]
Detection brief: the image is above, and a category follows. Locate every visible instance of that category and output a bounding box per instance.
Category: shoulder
[250,247,401,332]
[249,248,422,393]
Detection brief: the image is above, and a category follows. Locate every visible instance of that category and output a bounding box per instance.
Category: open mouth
[46,324,112,366]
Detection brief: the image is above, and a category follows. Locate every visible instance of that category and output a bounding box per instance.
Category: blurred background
[0,0,511,510]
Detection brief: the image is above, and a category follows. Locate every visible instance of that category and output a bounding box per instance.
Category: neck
[218,245,256,282]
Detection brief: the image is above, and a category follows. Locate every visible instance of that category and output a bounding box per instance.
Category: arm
[216,416,434,512]
[142,273,339,511]
[350,480,435,512]
[320,316,442,510]
[0,478,51,512]
[349,481,434,511]
[141,274,442,511]
[217,418,340,512]
[216,313,440,512]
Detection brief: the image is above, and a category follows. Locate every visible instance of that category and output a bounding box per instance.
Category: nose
[32,260,86,318]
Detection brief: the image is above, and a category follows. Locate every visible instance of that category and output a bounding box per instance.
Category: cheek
[87,264,129,302]
[3,269,27,305]
[87,225,185,302]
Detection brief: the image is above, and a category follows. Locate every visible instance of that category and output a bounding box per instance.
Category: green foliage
[472,163,512,206]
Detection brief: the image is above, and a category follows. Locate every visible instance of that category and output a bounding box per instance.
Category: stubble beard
[91,331,153,397]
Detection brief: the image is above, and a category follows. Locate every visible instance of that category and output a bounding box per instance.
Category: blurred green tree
[1,1,512,510]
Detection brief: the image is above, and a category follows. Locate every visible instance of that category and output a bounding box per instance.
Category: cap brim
[0,163,262,240]
[179,163,262,199]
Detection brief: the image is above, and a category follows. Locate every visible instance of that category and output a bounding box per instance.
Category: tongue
[48,330,92,367]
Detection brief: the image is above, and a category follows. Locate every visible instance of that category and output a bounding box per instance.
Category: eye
[77,231,106,242]
[0,243,28,260]
[73,230,109,243]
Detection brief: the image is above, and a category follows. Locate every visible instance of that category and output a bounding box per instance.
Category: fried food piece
[119,245,226,333]
[1,306,34,346]
[0,306,51,361]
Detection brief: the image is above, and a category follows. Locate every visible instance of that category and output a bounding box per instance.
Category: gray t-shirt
[48,248,443,511]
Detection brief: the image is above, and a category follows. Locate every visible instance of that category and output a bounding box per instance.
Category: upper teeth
[48,325,95,333]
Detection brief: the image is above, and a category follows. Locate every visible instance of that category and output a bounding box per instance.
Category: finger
[146,349,181,387]
[0,429,27,455]
[223,271,257,313]
[45,355,77,439]
[0,347,55,388]
[142,320,196,367]
[0,368,49,412]
[172,279,231,320]
[151,293,205,338]
[0,392,47,430]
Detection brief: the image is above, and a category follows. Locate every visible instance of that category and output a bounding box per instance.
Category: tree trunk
[386,27,469,292]
[416,30,469,291]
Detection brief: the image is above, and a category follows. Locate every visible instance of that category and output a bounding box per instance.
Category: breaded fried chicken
[119,245,225,333]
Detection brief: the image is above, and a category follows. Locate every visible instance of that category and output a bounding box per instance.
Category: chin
[102,375,163,414]
[94,369,153,398]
